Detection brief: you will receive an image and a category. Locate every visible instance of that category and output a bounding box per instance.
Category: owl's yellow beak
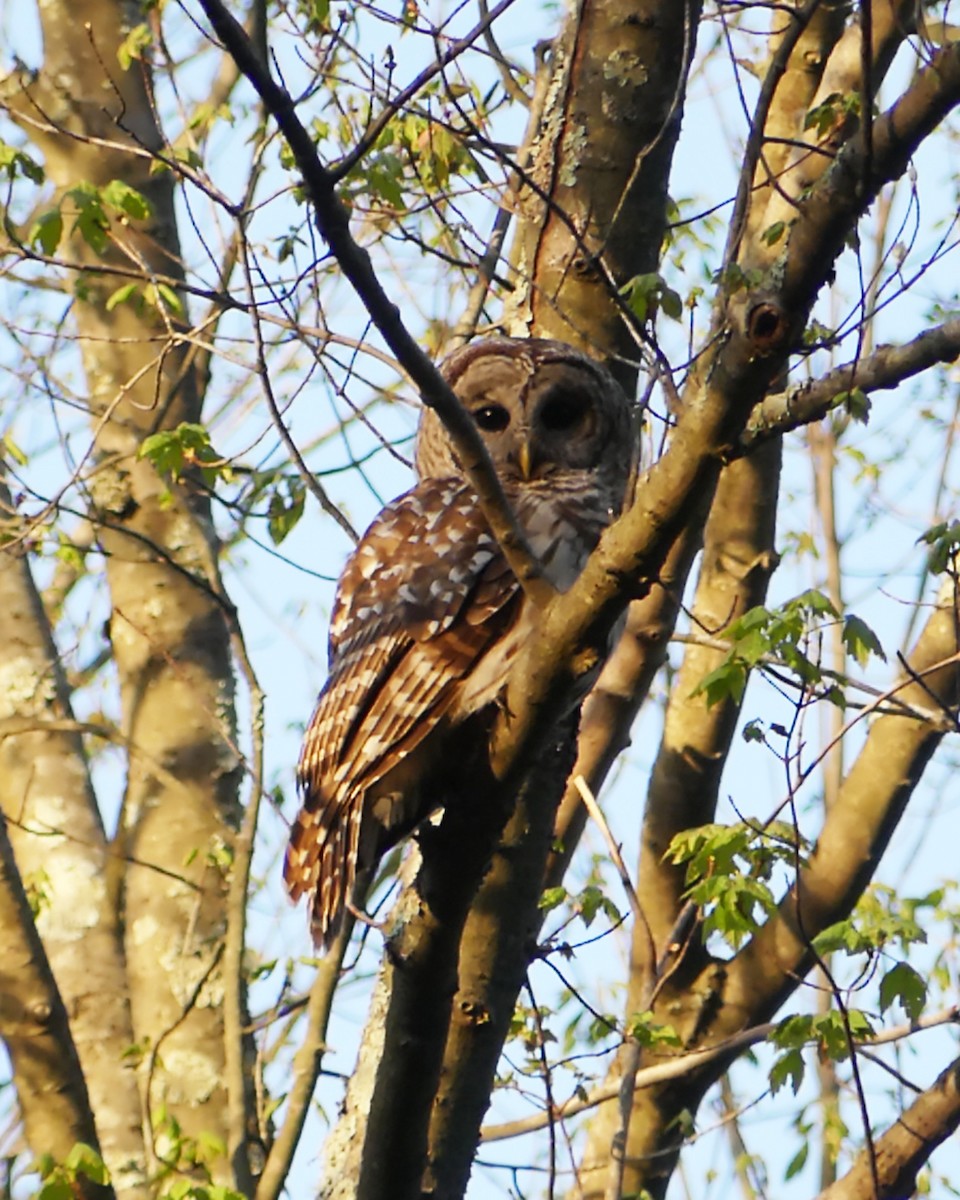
[517,439,533,481]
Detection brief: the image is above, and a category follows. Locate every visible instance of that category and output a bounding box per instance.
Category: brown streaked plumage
[283,337,635,949]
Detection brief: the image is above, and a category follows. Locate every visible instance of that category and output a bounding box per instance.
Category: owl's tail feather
[283,795,364,953]
[311,815,352,951]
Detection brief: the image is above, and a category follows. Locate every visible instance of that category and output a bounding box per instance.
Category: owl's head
[415,337,635,506]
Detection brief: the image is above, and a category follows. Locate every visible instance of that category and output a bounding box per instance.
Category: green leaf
[920,519,960,574]
[117,23,152,70]
[770,1047,805,1095]
[102,179,153,220]
[842,614,886,667]
[0,141,44,183]
[666,823,752,878]
[879,962,927,1020]
[813,917,869,956]
[29,209,64,255]
[197,1131,227,1161]
[539,886,567,913]
[64,1143,109,1185]
[694,660,747,707]
[36,1182,73,1200]
[309,0,331,24]
[144,281,184,316]
[106,283,140,312]
[659,285,683,321]
[139,422,227,486]
[140,428,189,477]
[770,1013,814,1049]
[74,205,110,254]
[809,1009,873,1061]
[626,1011,682,1049]
[832,386,871,423]
[785,1142,809,1181]
[576,884,619,927]
[267,477,306,544]
[791,588,838,618]
[762,220,786,246]
[693,874,776,945]
[803,91,859,136]
[620,272,682,324]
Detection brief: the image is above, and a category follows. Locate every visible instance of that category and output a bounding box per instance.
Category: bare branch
[255,929,350,1200]
[480,1006,960,1144]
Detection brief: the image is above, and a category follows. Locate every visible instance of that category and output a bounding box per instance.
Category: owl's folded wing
[283,477,519,946]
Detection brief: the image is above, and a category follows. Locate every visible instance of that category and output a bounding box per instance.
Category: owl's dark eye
[540,390,589,432]
[473,403,511,432]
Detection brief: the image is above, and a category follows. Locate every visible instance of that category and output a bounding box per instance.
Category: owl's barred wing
[283,478,521,947]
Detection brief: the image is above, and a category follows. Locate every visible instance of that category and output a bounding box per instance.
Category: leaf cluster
[666,821,807,950]
[694,590,885,709]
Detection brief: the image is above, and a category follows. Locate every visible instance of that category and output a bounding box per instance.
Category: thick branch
[745,0,919,258]
[817,1055,960,1200]
[343,727,550,1200]
[742,317,960,445]
[0,490,146,1198]
[778,39,960,316]
[504,0,703,384]
[0,813,112,1200]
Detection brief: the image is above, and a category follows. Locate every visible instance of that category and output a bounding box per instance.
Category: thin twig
[480,1005,960,1143]
[573,775,647,942]
[255,918,354,1200]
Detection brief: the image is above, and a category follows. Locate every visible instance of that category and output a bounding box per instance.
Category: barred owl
[283,337,634,949]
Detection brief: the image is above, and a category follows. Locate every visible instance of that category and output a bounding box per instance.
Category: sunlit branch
[0,817,111,1199]
[742,316,960,446]
[255,925,352,1200]
[816,1050,960,1200]
[480,1005,960,1144]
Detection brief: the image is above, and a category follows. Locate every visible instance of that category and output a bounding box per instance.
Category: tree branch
[0,813,112,1200]
[255,929,349,1200]
[193,0,555,606]
[479,1005,960,1143]
[741,316,960,446]
[722,573,960,1032]
[816,1053,960,1200]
